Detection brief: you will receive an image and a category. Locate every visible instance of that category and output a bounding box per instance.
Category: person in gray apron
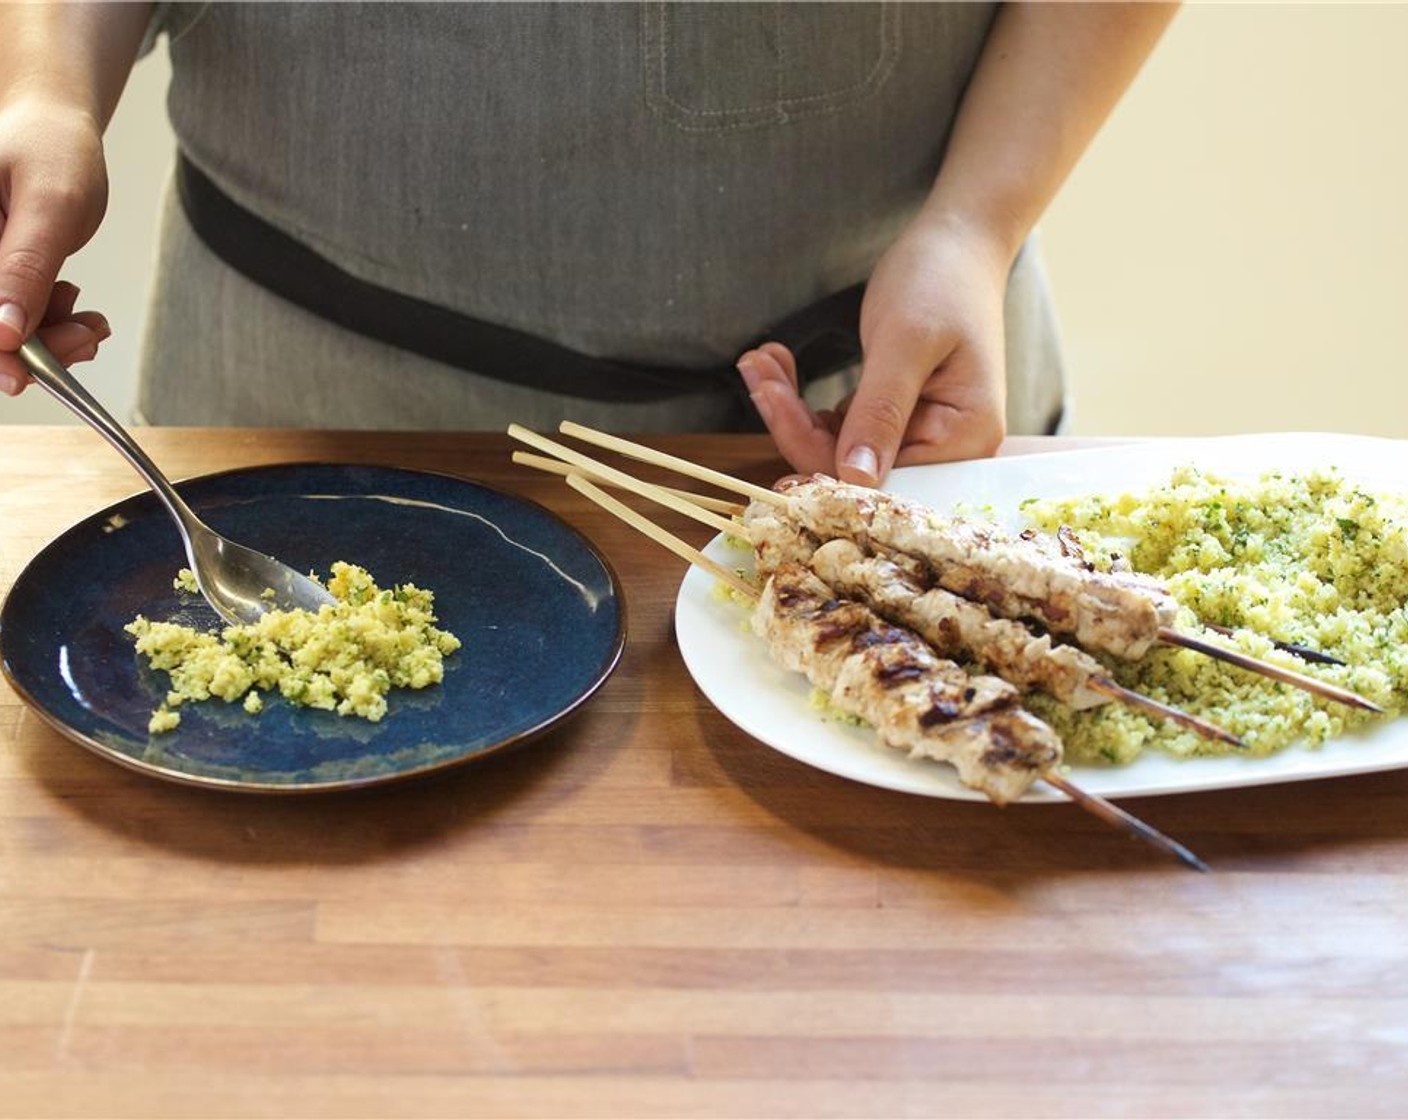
[0,2,1175,484]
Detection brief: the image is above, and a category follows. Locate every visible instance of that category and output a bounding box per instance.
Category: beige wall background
[11,4,1407,440]
[1042,2,1408,440]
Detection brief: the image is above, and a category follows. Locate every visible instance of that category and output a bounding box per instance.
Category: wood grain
[2,427,1406,1119]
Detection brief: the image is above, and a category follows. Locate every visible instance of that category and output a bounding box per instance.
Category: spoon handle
[17,338,202,537]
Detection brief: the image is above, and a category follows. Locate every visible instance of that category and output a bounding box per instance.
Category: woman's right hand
[0,96,115,393]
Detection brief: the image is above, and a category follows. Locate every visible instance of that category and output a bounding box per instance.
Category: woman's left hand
[738,211,1011,486]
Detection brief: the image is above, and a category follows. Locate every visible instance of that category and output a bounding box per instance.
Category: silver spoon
[18,336,336,626]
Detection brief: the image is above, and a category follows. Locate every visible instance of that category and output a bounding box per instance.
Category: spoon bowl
[17,337,335,626]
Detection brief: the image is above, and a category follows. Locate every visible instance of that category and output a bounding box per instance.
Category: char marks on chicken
[752,563,1062,805]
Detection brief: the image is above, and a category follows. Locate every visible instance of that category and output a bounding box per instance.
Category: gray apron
[136,2,1066,435]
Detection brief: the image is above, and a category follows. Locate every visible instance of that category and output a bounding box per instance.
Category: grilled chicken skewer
[771,474,1170,657]
[745,498,1240,743]
[769,475,1380,712]
[514,431,1241,746]
[550,423,1175,658]
[536,425,1374,713]
[557,470,1208,871]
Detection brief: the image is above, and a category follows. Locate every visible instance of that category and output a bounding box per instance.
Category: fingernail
[749,387,776,427]
[69,344,98,364]
[0,302,26,340]
[843,444,880,484]
[0,370,25,395]
[95,317,112,341]
[736,356,761,394]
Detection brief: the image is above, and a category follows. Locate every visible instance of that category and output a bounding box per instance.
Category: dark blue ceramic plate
[0,463,624,793]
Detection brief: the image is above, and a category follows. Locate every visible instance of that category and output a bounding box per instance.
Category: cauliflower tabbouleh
[1018,465,1408,765]
[126,562,461,734]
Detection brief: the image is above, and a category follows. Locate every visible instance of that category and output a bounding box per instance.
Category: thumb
[833,337,928,487]
[0,192,81,351]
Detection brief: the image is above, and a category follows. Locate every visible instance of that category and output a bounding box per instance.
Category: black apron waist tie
[176,152,865,429]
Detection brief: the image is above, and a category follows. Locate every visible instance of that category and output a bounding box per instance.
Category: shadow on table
[16,693,638,867]
[687,701,1408,880]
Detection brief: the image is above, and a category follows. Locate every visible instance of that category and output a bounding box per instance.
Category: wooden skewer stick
[1203,622,1347,667]
[1087,676,1243,748]
[525,444,1245,749]
[509,425,742,536]
[549,423,1377,713]
[566,471,1208,873]
[511,451,744,515]
[558,420,784,506]
[1041,772,1209,873]
[1158,627,1383,713]
[564,474,754,599]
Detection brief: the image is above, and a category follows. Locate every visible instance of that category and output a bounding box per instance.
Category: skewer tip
[1204,622,1348,668]
[1042,772,1209,872]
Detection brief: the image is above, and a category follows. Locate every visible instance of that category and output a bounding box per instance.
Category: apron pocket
[643,1,899,133]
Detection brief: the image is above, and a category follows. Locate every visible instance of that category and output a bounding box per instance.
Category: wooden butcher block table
[1,427,1404,1118]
